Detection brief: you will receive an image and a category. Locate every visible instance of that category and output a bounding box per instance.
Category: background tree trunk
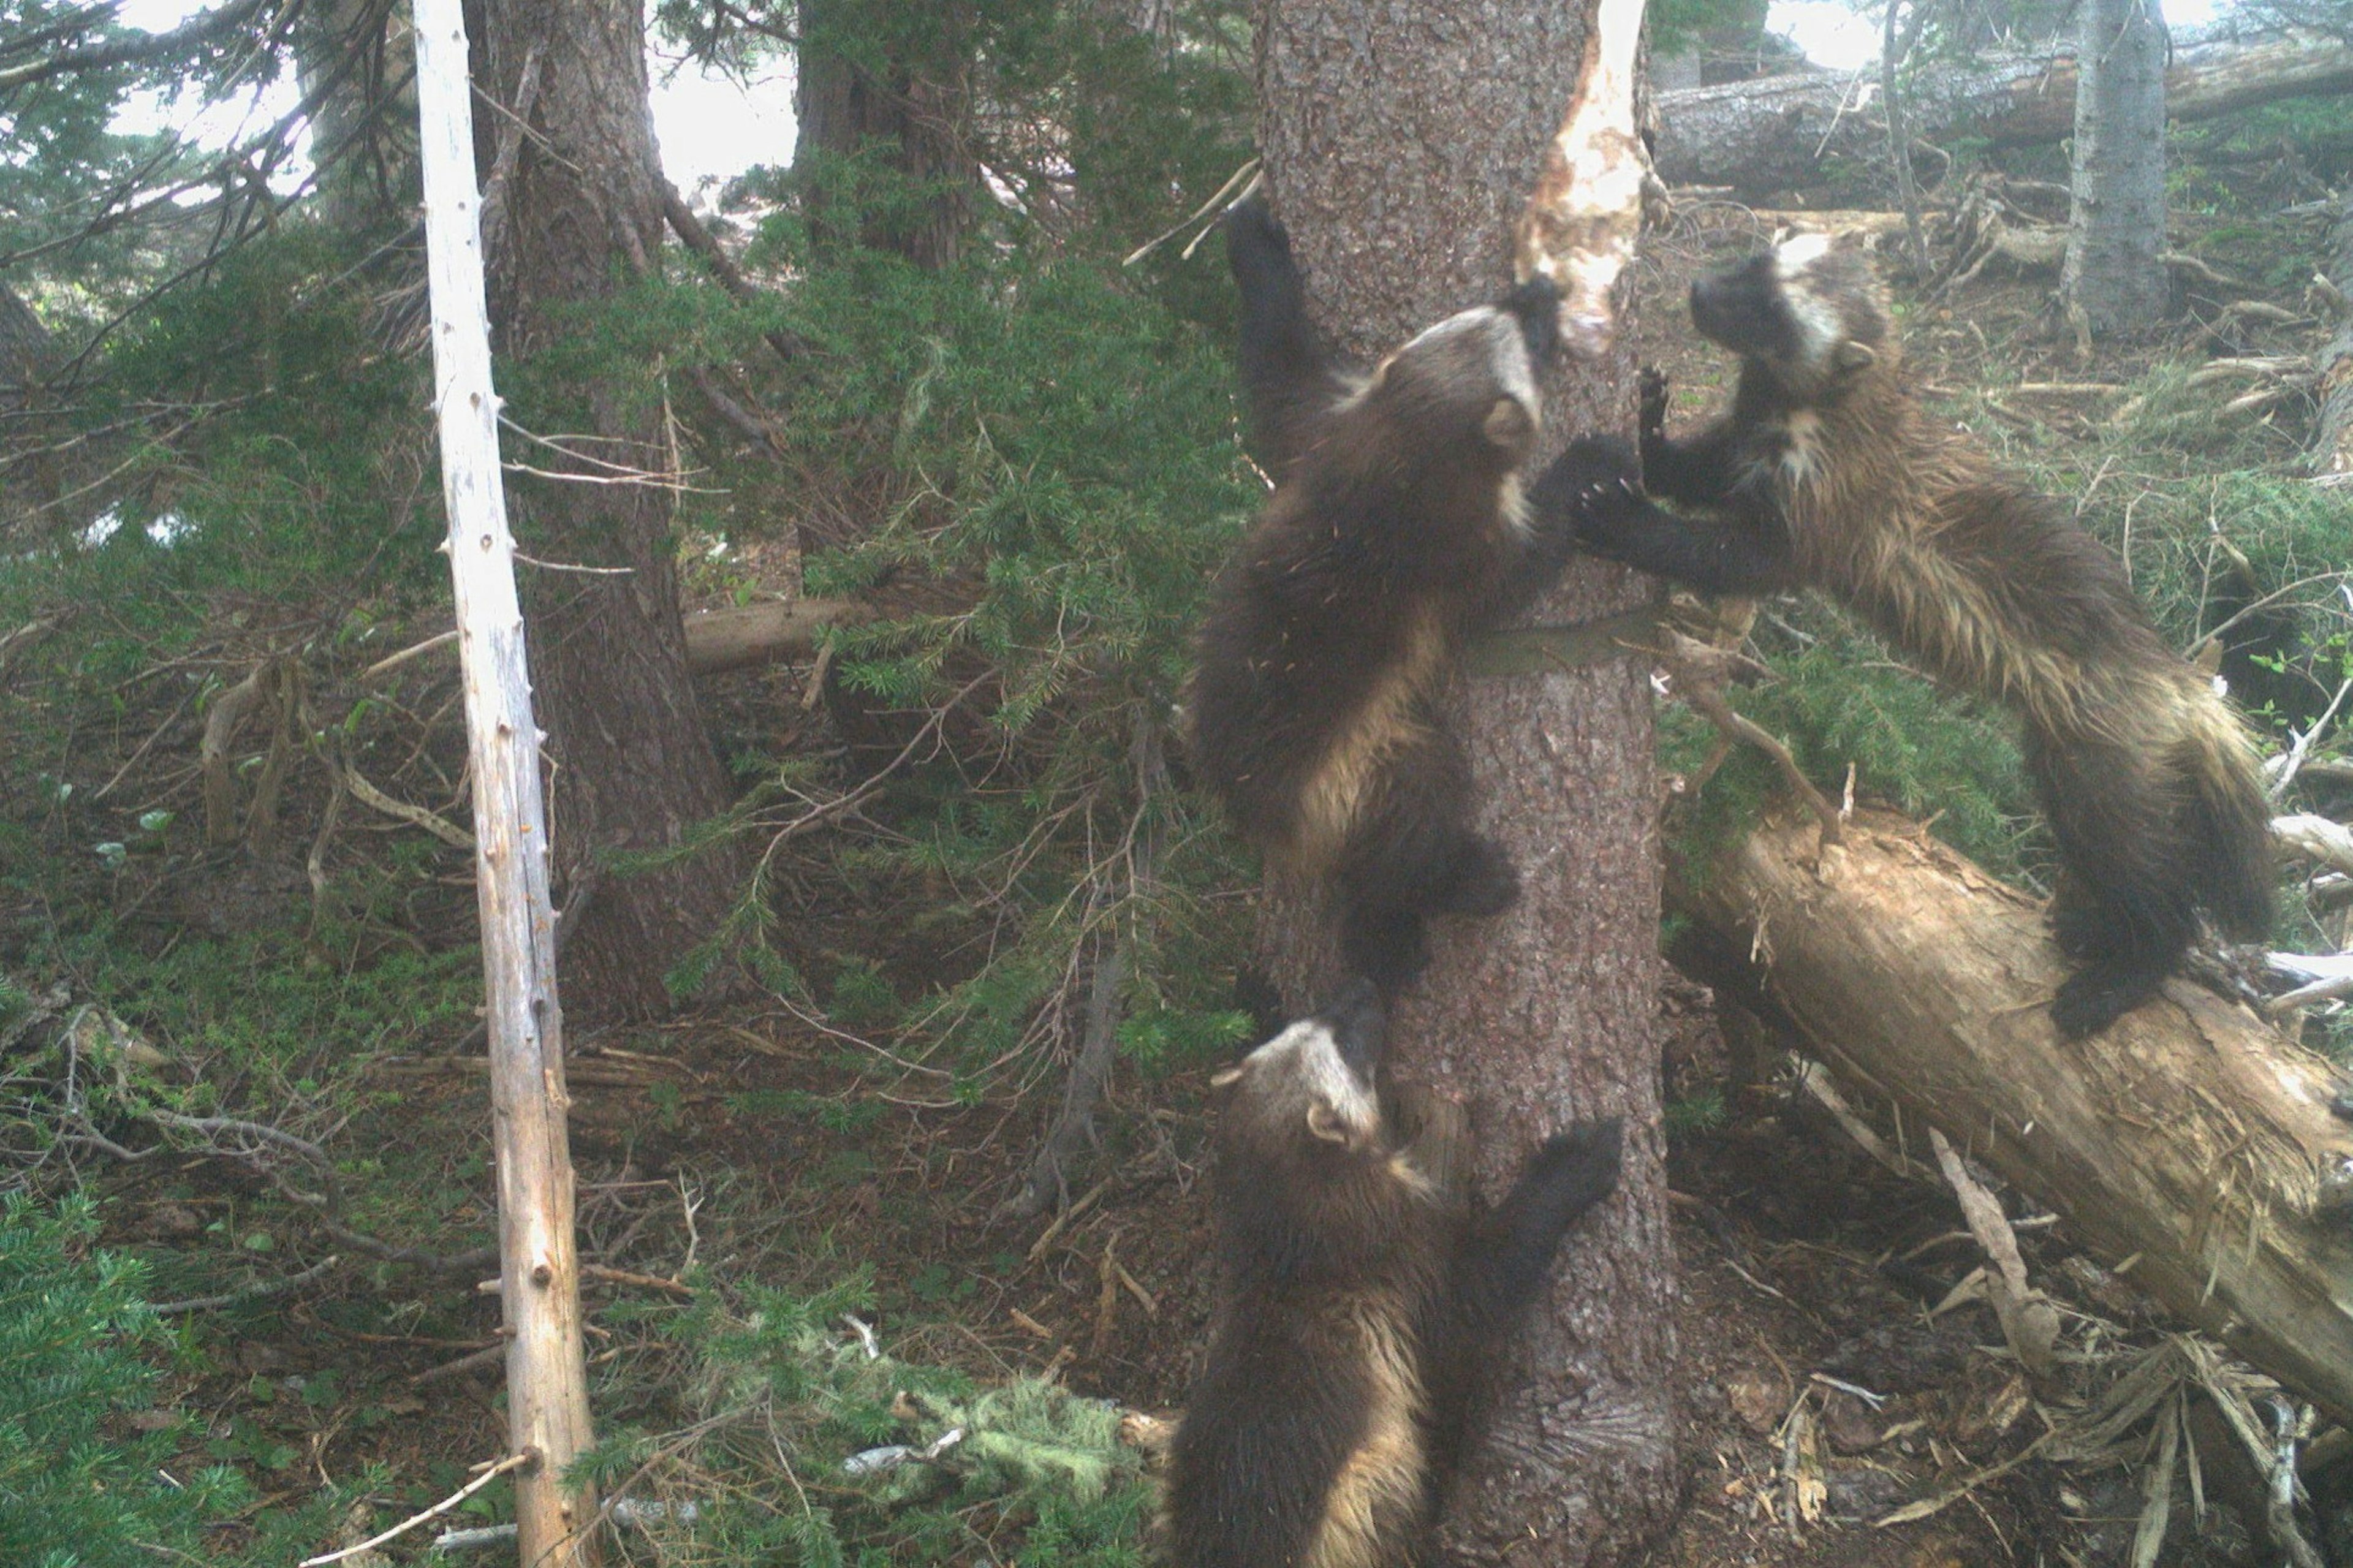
[2315,188,2353,480]
[2061,0,2172,334]
[477,0,747,1019]
[296,0,417,231]
[1252,4,1678,1562]
[792,0,974,268]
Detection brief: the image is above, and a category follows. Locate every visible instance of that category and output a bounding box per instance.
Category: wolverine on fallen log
[1578,231,2272,1037]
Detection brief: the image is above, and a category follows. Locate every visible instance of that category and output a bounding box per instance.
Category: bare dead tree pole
[412,0,599,1559]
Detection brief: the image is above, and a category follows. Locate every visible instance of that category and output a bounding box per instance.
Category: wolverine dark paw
[1221,192,1295,287]
[1639,366,1671,440]
[1436,836,1521,917]
[1339,906,1431,998]
[2047,884,2100,960]
[1504,273,1563,368]
[1525,1117,1624,1224]
[1533,434,1650,556]
[2052,961,2165,1039]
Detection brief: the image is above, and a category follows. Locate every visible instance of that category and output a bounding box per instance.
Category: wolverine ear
[1482,396,1534,452]
[1306,1098,1355,1145]
[1832,340,1877,373]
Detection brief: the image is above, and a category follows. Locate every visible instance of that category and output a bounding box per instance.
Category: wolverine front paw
[1533,435,1648,556]
[1526,1117,1624,1222]
[1221,192,1295,288]
[1639,366,1672,440]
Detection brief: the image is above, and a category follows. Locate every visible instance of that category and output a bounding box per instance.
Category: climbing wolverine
[1577,231,2271,1037]
[1162,980,1624,1568]
[1188,195,1652,993]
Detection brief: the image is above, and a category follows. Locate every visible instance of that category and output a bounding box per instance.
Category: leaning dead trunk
[415,0,598,1555]
[1253,0,1679,1559]
[2061,0,2170,336]
[1651,33,2353,196]
[1674,806,2353,1422]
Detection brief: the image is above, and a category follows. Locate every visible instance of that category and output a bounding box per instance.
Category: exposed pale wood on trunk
[412,0,599,1557]
[1675,807,2353,1422]
[1653,34,2353,195]
[200,661,281,846]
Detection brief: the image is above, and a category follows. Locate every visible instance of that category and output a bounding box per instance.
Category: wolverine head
[1211,977,1385,1150]
[1352,275,1561,466]
[1689,230,1891,403]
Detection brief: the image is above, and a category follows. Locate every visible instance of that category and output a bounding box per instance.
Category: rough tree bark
[1673,808,2353,1421]
[476,0,747,1018]
[792,0,974,268]
[1253,3,1678,1562]
[2062,0,2172,335]
[2315,188,2353,481]
[1650,33,2353,195]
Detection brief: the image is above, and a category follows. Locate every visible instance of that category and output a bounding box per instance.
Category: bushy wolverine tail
[2179,696,2272,939]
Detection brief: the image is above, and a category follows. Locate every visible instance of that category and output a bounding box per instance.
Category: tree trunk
[477,0,747,1020]
[1650,34,2353,196]
[414,0,599,1547]
[2315,189,2353,481]
[296,0,418,231]
[792,0,974,268]
[2062,0,2170,335]
[1253,4,1678,1562]
[1672,808,2353,1422]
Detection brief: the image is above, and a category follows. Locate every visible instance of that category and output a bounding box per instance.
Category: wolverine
[1162,980,1623,1568]
[1189,195,1648,993]
[1577,231,2271,1037]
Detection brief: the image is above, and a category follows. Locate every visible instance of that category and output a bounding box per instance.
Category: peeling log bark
[1673,807,2353,1422]
[1654,35,2353,195]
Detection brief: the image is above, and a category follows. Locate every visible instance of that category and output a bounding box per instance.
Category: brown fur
[1188,195,1650,993]
[1162,987,1621,1567]
[1582,234,2271,1036]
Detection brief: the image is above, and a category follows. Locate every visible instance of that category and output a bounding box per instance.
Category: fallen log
[359,597,862,686]
[679,598,862,676]
[1672,806,2353,1422]
[1654,34,2353,195]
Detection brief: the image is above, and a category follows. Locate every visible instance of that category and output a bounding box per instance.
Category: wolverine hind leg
[2030,730,2199,1037]
[1335,729,1518,993]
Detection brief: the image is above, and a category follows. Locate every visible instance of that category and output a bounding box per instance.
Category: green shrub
[0,1191,247,1568]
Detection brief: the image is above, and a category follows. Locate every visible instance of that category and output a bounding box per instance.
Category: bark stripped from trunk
[1651,34,2353,196]
[2062,0,2172,335]
[1675,808,2353,1422]
[414,0,598,1555]
[1254,0,1679,1558]
[477,0,746,1019]
[1515,0,1648,360]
